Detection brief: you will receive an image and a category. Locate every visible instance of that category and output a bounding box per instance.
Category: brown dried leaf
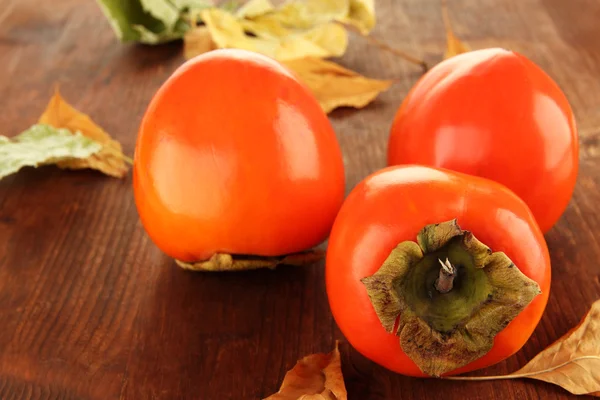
[265,342,347,400]
[510,299,600,396]
[446,299,600,396]
[184,25,217,59]
[282,57,393,113]
[442,0,470,59]
[38,89,129,178]
[175,249,325,272]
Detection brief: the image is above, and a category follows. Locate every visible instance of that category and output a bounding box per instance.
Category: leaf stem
[443,356,600,381]
[343,24,429,72]
[441,0,453,37]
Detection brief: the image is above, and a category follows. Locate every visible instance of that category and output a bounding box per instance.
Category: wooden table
[1,0,599,399]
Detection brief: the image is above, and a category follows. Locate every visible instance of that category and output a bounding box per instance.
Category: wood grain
[1,0,599,399]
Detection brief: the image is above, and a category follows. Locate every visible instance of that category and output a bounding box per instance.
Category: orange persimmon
[326,165,550,377]
[133,49,345,262]
[388,48,578,233]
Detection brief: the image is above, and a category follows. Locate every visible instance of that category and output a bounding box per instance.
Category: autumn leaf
[0,125,102,180]
[235,0,274,18]
[283,57,393,113]
[442,0,470,59]
[195,7,348,61]
[260,0,347,29]
[446,299,600,396]
[175,250,325,272]
[264,342,347,400]
[184,0,377,61]
[341,0,376,34]
[38,90,130,178]
[184,25,217,59]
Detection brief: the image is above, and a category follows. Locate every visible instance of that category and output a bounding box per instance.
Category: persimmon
[388,48,579,233]
[133,49,345,263]
[325,165,550,377]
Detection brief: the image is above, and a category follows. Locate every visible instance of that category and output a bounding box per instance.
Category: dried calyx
[361,219,541,377]
[175,250,325,272]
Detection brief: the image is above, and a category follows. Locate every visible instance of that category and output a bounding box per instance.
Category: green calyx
[361,219,541,377]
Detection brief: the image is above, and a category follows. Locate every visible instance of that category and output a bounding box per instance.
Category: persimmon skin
[133,49,345,262]
[388,48,578,233]
[325,165,551,377]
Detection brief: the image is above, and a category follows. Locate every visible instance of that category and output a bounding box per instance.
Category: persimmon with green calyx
[133,49,345,268]
[387,48,579,233]
[325,165,550,377]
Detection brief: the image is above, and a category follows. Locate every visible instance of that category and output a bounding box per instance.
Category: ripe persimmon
[388,48,578,233]
[326,165,550,377]
[133,49,345,263]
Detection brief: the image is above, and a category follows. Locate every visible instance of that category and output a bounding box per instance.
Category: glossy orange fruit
[388,48,578,233]
[326,165,550,377]
[133,49,345,262]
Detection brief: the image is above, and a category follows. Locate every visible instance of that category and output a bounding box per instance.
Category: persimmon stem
[435,258,456,293]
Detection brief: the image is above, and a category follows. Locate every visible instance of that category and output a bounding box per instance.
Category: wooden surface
[1,0,600,399]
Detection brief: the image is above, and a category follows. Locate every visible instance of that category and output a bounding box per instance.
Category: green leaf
[140,0,180,29]
[0,125,102,180]
[171,0,211,9]
[94,0,211,44]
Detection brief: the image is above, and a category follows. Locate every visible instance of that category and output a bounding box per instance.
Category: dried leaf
[283,57,393,113]
[446,299,600,396]
[0,125,102,180]
[269,0,348,28]
[510,300,600,395]
[184,25,217,58]
[265,342,347,400]
[260,0,374,34]
[341,0,375,34]
[196,8,347,61]
[175,250,324,272]
[442,0,470,59]
[38,90,129,178]
[235,0,274,18]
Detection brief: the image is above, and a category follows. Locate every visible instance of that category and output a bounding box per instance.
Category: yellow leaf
[283,57,393,114]
[255,0,374,34]
[264,342,347,400]
[341,0,376,34]
[442,0,470,59]
[235,0,274,19]
[240,15,293,39]
[274,0,348,28]
[38,89,129,178]
[446,299,600,397]
[198,8,347,61]
[300,22,348,57]
[273,23,347,61]
[200,8,276,55]
[184,25,217,59]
